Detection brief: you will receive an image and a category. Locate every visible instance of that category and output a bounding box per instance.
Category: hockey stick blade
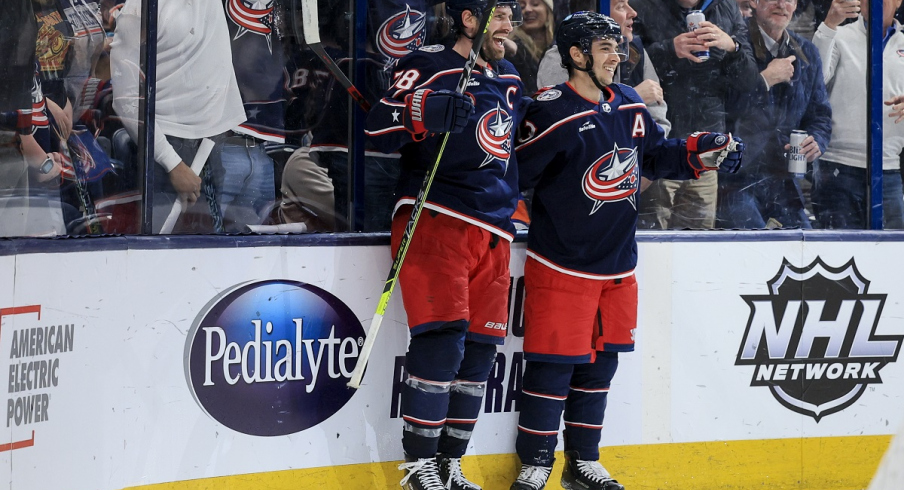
[299,0,371,112]
[347,0,501,389]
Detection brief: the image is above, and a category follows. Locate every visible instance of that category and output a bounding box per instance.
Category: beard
[480,31,506,62]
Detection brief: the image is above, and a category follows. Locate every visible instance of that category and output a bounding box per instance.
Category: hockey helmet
[446,0,523,33]
[556,11,626,66]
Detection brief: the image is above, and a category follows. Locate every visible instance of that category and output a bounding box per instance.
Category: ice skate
[510,463,552,490]
[561,451,625,490]
[399,456,446,490]
[437,454,481,490]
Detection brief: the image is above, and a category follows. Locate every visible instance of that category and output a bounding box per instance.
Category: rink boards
[0,233,902,490]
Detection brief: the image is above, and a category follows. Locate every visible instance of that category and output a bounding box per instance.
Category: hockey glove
[404,89,475,136]
[686,132,745,178]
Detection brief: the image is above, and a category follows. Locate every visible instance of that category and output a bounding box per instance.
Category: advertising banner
[0,239,901,489]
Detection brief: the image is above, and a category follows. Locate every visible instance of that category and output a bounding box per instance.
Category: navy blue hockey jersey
[516,82,699,277]
[365,45,530,240]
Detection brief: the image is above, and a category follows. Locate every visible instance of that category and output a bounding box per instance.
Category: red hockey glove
[686,132,745,178]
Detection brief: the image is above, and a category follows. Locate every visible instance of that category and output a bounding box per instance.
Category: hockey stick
[347,0,501,389]
[159,137,215,234]
[299,0,371,112]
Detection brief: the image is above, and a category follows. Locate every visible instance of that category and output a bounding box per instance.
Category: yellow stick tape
[124,435,891,490]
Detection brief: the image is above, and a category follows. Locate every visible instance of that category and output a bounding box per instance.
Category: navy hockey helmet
[446,0,523,34]
[556,11,626,66]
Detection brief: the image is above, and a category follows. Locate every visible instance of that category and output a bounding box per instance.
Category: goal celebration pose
[365,0,530,488]
[510,12,744,490]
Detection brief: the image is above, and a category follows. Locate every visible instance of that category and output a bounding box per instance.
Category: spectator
[277,147,336,232]
[210,0,288,233]
[737,0,755,17]
[718,0,832,228]
[810,0,904,228]
[633,0,758,229]
[111,0,246,233]
[1,0,36,112]
[1,0,67,237]
[286,0,400,231]
[507,0,555,93]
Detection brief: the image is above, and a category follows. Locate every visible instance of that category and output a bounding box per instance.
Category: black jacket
[632,0,758,137]
[726,18,832,177]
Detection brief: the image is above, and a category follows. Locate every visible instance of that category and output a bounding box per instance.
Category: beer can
[788,130,807,177]
[686,10,710,61]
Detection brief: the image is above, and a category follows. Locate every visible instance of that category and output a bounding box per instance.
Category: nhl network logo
[735,258,902,421]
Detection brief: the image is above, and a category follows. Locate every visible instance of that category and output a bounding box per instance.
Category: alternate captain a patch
[582,143,639,213]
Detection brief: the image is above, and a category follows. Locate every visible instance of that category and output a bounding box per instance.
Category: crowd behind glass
[1,0,903,237]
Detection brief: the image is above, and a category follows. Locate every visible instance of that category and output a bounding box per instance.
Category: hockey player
[364,0,528,489]
[510,12,744,490]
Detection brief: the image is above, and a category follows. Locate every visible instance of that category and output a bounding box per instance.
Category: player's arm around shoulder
[515,86,572,191]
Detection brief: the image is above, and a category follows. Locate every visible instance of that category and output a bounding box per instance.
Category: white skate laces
[514,464,552,489]
[399,457,445,490]
[573,459,614,483]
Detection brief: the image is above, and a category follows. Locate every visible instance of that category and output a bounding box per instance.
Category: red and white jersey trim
[527,251,634,280]
[233,125,285,143]
[618,103,646,111]
[394,198,514,242]
[515,110,597,151]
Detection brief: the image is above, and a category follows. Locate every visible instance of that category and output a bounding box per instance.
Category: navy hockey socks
[437,340,497,457]
[402,321,468,458]
[515,360,574,467]
[563,352,619,461]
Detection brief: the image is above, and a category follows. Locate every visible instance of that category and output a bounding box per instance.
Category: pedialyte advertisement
[0,240,900,489]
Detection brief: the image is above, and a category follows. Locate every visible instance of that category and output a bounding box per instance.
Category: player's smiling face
[482,6,515,61]
[590,38,622,85]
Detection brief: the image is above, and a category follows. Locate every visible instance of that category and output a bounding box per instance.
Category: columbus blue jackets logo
[227,0,276,52]
[476,103,514,169]
[735,258,902,422]
[377,5,427,64]
[582,143,639,214]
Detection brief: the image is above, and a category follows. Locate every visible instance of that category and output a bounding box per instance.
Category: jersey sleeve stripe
[498,74,522,81]
[618,103,647,110]
[526,251,635,280]
[414,68,464,90]
[390,68,463,98]
[379,98,407,107]
[365,125,407,136]
[515,110,597,151]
